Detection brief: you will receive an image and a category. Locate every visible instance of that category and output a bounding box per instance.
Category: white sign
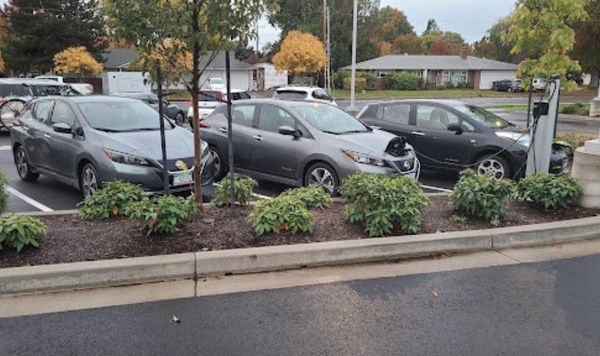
[102,72,152,95]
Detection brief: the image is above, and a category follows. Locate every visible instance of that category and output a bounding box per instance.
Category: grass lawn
[330,89,523,100]
[485,103,591,116]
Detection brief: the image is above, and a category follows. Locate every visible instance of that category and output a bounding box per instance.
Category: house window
[442,71,468,86]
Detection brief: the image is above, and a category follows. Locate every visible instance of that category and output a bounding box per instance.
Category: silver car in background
[11,96,214,196]
[201,99,420,194]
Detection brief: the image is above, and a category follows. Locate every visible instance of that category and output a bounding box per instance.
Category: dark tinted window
[238,92,251,100]
[198,91,223,102]
[311,89,331,101]
[274,90,307,100]
[379,103,410,124]
[0,84,30,97]
[51,101,77,126]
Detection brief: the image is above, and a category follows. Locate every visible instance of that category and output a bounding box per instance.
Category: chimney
[459,47,468,60]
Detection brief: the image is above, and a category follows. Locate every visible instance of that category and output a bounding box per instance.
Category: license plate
[172,170,193,186]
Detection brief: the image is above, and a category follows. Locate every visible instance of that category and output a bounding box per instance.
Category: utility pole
[323,0,327,90]
[349,0,358,111]
[326,6,331,93]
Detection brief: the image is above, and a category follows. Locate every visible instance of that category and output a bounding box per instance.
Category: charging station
[526,75,561,176]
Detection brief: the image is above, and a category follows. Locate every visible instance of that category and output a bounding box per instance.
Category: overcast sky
[1,0,518,49]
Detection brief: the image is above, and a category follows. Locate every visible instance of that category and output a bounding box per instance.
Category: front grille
[392,158,415,172]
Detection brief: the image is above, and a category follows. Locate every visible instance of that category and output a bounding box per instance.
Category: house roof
[103,49,252,71]
[343,55,519,71]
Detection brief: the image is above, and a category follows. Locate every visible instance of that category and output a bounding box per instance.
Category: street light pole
[349,0,358,111]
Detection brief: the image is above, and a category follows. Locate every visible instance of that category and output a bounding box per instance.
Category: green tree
[573,0,600,86]
[422,18,439,35]
[506,0,590,89]
[2,0,106,74]
[374,6,414,43]
[391,34,426,55]
[488,18,516,63]
[103,0,267,205]
[473,36,497,59]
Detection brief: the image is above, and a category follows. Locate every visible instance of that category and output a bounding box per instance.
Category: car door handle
[218,127,228,133]
[43,133,51,138]
[410,131,426,136]
[253,135,262,141]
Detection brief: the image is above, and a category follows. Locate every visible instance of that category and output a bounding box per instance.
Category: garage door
[479,71,517,89]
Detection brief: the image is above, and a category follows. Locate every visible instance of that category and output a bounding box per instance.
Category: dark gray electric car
[11,96,214,196]
[200,99,420,194]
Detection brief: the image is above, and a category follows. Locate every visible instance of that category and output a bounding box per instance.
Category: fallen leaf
[171,314,181,323]
[431,290,438,297]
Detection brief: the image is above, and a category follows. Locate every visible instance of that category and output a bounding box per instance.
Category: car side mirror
[447,123,463,134]
[278,125,299,137]
[53,122,72,134]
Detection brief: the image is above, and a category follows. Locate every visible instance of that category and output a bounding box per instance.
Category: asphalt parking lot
[1,104,598,213]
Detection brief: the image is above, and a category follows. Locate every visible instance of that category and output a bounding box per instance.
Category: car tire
[175,112,185,126]
[476,155,511,180]
[209,146,226,181]
[79,163,102,198]
[14,146,39,182]
[304,162,339,196]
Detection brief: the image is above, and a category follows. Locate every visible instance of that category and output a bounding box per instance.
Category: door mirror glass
[278,125,298,137]
[447,123,463,134]
[53,122,72,133]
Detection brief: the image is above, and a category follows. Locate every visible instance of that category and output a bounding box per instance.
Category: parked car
[357,100,569,180]
[200,99,420,195]
[34,75,94,95]
[273,86,337,106]
[205,77,225,90]
[0,78,76,129]
[11,96,214,197]
[492,79,523,92]
[112,92,186,126]
[186,89,251,124]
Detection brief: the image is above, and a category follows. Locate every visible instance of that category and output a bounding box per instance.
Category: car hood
[327,129,412,157]
[94,127,196,160]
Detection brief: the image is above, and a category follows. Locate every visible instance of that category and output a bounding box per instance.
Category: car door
[209,104,258,170]
[46,100,83,180]
[409,104,478,168]
[21,100,54,169]
[252,104,306,179]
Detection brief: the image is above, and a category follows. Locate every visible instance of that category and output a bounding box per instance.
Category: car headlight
[104,149,151,166]
[342,150,386,167]
[495,131,531,147]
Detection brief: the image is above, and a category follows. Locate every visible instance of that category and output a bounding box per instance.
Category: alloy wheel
[209,147,221,176]
[477,158,506,180]
[81,166,99,197]
[308,167,336,195]
[15,148,29,179]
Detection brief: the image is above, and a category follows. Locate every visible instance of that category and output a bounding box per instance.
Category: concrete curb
[1,216,600,296]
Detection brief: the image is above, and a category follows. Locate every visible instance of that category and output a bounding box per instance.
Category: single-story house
[343,54,519,90]
[103,49,253,90]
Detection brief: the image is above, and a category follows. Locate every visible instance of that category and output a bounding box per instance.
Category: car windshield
[453,104,513,129]
[78,101,174,132]
[293,104,370,135]
[275,90,307,100]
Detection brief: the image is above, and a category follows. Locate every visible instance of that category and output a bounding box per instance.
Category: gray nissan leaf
[200,99,420,194]
[11,96,214,197]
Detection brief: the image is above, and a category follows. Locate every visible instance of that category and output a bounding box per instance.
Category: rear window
[274,90,308,100]
[0,84,30,97]
[198,91,223,102]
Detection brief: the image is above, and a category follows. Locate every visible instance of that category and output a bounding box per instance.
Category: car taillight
[198,121,211,129]
[11,120,20,127]
[220,92,226,102]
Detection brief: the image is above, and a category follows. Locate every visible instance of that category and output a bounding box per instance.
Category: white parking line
[6,186,54,212]
[0,145,11,151]
[421,184,453,193]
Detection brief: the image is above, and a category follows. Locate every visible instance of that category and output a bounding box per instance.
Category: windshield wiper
[339,130,368,135]
[321,130,339,135]
[94,127,122,133]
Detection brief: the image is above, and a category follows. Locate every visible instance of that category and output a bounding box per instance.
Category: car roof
[229,98,333,108]
[276,86,319,92]
[112,92,154,97]
[364,99,469,107]
[33,95,139,104]
[0,78,70,86]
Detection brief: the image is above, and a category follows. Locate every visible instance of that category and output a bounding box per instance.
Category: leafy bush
[449,169,514,226]
[212,177,257,207]
[0,215,47,252]
[362,72,378,89]
[79,181,146,220]
[249,196,314,236]
[279,187,332,209]
[560,103,589,115]
[389,72,422,90]
[0,170,8,214]
[340,173,429,237]
[343,77,367,91]
[516,173,582,209]
[127,195,197,236]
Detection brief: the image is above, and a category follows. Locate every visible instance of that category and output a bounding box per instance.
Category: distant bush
[340,173,429,237]
[560,103,589,116]
[343,77,367,91]
[449,169,514,226]
[249,196,314,236]
[279,187,332,209]
[389,72,422,90]
[0,170,8,214]
[212,177,257,207]
[127,195,197,236]
[0,215,47,252]
[516,173,582,209]
[79,181,146,220]
[362,72,378,89]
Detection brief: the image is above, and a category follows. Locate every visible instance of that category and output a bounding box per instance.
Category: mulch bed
[1,196,599,269]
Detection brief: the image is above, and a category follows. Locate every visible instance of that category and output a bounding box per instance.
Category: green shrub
[0,170,8,214]
[516,173,582,209]
[0,215,47,252]
[127,195,197,236]
[279,187,332,209]
[560,103,589,115]
[362,72,378,89]
[249,196,314,236]
[340,173,429,237]
[343,77,367,91]
[212,177,257,207]
[79,181,146,220]
[389,72,422,90]
[449,169,514,226]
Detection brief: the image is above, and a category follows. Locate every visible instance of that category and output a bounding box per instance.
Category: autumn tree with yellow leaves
[53,47,103,79]
[0,51,5,74]
[129,39,193,90]
[273,31,326,82]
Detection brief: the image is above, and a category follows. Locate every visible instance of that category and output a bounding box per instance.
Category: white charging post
[526,75,560,176]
